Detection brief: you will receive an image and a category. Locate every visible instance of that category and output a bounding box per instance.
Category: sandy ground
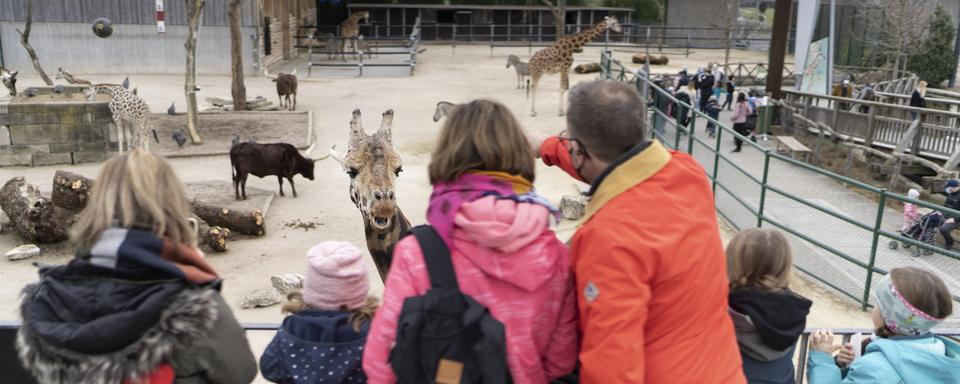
[2,44,860,381]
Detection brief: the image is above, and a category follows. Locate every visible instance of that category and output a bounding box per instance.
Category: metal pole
[863,189,887,310]
[828,0,836,92]
[713,125,723,197]
[757,151,771,228]
[687,114,696,153]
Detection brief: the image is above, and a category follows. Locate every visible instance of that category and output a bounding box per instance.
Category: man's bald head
[567,80,647,162]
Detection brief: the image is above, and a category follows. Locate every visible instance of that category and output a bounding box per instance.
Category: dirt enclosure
[0,45,864,348]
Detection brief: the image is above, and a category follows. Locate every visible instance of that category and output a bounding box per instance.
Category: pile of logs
[203,96,276,112]
[0,171,267,252]
[632,54,669,65]
[574,63,601,74]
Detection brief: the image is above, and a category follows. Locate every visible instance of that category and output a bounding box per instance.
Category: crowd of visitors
[12,80,960,384]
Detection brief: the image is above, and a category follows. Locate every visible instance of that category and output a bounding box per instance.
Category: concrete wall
[0,23,258,75]
[0,87,114,167]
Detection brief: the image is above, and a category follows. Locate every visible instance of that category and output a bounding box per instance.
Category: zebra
[506,55,531,98]
[433,101,456,122]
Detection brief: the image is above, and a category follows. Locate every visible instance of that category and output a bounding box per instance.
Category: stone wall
[0,87,114,167]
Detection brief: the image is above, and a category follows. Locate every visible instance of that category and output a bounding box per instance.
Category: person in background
[724,76,737,111]
[910,81,928,120]
[727,229,812,384]
[731,92,754,152]
[530,80,745,383]
[675,81,696,131]
[697,66,714,111]
[901,189,921,233]
[858,83,876,114]
[938,179,960,250]
[705,94,721,138]
[674,66,689,89]
[363,99,578,384]
[260,241,377,383]
[16,150,257,384]
[807,267,959,383]
[713,81,725,104]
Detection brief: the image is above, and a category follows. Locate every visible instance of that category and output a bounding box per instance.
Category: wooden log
[52,170,94,212]
[193,214,231,252]
[191,201,265,236]
[574,62,601,74]
[0,177,70,243]
[631,53,669,65]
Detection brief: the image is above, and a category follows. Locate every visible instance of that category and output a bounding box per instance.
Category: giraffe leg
[560,70,570,117]
[529,74,541,117]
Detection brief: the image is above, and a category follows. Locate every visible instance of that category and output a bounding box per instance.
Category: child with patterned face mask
[807,267,960,383]
[260,241,379,384]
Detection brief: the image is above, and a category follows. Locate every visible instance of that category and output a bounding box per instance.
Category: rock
[6,244,40,261]
[271,273,305,294]
[241,287,282,309]
[560,195,588,220]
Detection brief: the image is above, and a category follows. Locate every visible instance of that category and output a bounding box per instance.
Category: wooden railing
[781,89,960,168]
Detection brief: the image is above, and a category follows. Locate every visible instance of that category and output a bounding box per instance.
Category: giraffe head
[83,84,113,100]
[0,67,17,96]
[603,16,622,33]
[353,11,370,23]
[330,109,403,232]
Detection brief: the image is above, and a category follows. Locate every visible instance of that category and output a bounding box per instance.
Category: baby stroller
[888,211,944,257]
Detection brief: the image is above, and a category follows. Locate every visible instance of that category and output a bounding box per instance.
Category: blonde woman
[727,228,812,384]
[910,80,928,120]
[16,150,257,383]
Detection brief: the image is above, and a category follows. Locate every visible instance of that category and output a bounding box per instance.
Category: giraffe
[56,68,92,85]
[84,84,155,152]
[329,108,410,282]
[339,11,370,60]
[527,16,622,117]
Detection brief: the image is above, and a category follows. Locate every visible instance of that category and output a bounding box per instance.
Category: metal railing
[305,18,422,77]
[600,50,960,318]
[3,321,957,384]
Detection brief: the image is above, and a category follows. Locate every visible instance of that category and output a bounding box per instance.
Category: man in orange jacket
[530,80,745,383]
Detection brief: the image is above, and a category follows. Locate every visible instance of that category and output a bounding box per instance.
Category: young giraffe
[330,108,410,282]
[84,84,154,152]
[339,11,370,60]
[0,67,17,96]
[56,68,92,85]
[527,16,622,117]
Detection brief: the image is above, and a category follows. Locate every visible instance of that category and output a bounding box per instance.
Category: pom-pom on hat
[302,241,369,310]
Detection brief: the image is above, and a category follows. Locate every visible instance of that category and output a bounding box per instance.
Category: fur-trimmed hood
[17,275,219,383]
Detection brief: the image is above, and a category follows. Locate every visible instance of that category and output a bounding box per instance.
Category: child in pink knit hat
[261,241,379,384]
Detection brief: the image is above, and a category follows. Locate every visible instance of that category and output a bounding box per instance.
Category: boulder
[271,273,305,294]
[240,287,282,309]
[5,244,40,261]
[561,195,588,220]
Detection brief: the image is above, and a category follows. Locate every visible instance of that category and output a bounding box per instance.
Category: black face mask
[560,136,591,182]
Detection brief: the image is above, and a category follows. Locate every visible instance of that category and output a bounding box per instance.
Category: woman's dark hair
[737,92,747,103]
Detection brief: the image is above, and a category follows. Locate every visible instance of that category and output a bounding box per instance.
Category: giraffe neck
[363,209,410,280]
[564,21,608,49]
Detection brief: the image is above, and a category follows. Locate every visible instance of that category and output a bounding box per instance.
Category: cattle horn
[329,147,346,164]
[262,68,278,80]
[313,145,336,162]
[291,67,298,76]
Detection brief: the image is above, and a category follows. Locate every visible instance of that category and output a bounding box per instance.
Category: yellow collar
[582,140,672,223]
[467,170,533,194]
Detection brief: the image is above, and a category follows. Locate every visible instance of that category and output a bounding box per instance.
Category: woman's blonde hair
[428,99,535,184]
[72,149,197,251]
[726,228,793,291]
[282,291,380,332]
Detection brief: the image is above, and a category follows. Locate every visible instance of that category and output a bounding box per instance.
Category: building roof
[347,4,633,12]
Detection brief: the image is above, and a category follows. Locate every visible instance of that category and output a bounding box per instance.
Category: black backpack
[390,226,513,384]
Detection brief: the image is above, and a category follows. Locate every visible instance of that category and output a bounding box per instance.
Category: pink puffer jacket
[362,196,578,384]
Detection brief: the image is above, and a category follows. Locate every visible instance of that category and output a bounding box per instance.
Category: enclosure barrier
[1,321,956,384]
[305,18,421,77]
[600,50,960,316]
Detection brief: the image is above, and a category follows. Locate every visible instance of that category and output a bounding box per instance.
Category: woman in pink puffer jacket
[362,100,578,384]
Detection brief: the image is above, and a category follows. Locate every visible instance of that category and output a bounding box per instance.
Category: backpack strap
[409,225,459,290]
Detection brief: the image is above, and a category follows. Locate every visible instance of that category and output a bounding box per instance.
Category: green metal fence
[599,51,960,319]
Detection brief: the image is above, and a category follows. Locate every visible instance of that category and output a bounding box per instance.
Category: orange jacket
[540,137,745,384]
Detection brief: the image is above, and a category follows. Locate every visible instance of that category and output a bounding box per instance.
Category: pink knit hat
[302,241,369,310]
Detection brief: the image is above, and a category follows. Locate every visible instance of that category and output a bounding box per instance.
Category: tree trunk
[51,170,94,212]
[17,0,53,86]
[1,177,71,243]
[556,0,565,39]
[724,27,732,69]
[190,201,266,236]
[229,0,247,111]
[194,214,231,252]
[185,0,205,144]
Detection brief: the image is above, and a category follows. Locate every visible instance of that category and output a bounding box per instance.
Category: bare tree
[857,0,932,80]
[229,0,247,111]
[711,0,740,69]
[541,0,566,40]
[184,0,204,144]
[16,0,53,85]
